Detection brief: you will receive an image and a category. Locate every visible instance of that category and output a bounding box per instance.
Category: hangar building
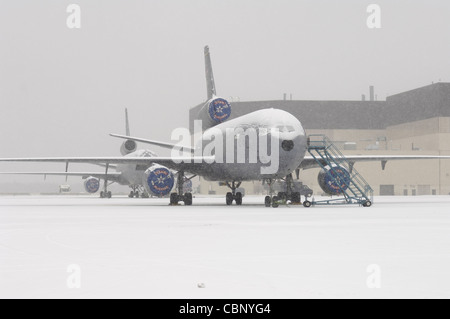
[189,83,450,196]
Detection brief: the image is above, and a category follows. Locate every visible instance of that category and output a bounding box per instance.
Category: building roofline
[388,82,450,99]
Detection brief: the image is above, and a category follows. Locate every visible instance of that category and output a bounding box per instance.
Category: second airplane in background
[0,109,189,200]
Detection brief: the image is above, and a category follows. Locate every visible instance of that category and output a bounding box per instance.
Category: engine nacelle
[318,165,351,196]
[84,177,100,194]
[208,97,231,123]
[143,165,175,197]
[198,97,232,127]
[120,140,137,156]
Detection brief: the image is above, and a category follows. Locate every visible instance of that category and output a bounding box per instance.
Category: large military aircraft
[1,46,450,206]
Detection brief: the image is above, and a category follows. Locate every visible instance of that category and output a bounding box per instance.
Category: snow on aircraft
[1,46,450,206]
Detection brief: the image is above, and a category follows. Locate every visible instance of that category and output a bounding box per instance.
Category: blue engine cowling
[208,98,231,123]
[318,165,351,196]
[143,165,175,197]
[84,177,100,194]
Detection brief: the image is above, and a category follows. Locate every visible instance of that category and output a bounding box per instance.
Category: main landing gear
[100,178,113,199]
[128,186,149,199]
[264,174,305,208]
[225,181,243,206]
[100,164,113,199]
[100,191,112,199]
[170,171,193,206]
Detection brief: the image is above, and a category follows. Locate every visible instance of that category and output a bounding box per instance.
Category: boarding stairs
[307,135,374,207]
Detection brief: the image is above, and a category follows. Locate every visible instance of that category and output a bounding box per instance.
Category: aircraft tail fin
[204,46,216,100]
[119,108,137,155]
[125,108,131,136]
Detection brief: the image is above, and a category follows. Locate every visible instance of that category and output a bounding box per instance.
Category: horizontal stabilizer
[110,133,195,153]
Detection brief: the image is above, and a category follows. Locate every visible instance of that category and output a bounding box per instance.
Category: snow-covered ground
[0,195,449,299]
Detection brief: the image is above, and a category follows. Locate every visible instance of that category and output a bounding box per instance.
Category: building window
[380,185,395,196]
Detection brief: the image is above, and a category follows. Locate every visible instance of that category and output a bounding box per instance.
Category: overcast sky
[0,0,449,187]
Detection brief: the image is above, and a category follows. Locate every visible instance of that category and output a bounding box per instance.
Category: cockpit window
[282,140,294,152]
[277,126,295,133]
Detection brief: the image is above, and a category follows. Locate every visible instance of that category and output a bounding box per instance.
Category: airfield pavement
[0,195,449,299]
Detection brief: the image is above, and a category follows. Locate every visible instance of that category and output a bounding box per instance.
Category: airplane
[0,109,181,199]
[1,46,450,207]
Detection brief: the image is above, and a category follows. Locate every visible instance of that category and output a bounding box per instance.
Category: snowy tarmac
[0,195,449,299]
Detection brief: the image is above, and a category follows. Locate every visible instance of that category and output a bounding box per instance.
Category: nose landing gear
[225,181,243,206]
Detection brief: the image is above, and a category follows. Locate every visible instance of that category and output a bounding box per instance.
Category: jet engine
[143,165,175,197]
[84,177,100,194]
[318,165,351,196]
[198,97,232,127]
[120,139,137,156]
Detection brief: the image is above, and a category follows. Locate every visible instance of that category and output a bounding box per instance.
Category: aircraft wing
[110,134,196,153]
[0,172,123,182]
[300,155,450,170]
[93,163,118,169]
[0,156,213,176]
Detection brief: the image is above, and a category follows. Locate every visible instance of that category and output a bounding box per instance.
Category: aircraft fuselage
[191,109,307,182]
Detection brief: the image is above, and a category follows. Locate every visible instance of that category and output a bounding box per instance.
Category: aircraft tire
[184,193,193,206]
[265,196,272,208]
[291,192,301,204]
[226,193,233,206]
[272,196,279,208]
[170,193,179,205]
[235,192,243,206]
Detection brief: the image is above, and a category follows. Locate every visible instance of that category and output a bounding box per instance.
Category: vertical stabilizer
[204,46,216,100]
[125,108,131,136]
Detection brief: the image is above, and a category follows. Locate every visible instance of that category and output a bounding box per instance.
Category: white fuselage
[190,109,308,181]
